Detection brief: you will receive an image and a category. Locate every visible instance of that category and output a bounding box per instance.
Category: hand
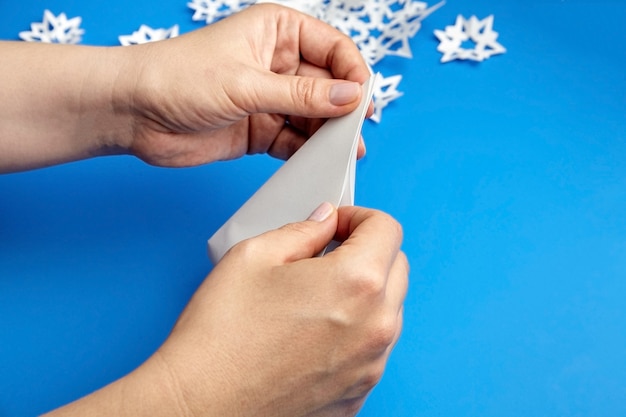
[2,4,371,173]
[44,204,407,416]
[118,4,372,167]
[151,204,408,416]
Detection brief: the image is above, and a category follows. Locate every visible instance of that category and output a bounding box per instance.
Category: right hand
[119,4,372,168]
[155,203,408,416]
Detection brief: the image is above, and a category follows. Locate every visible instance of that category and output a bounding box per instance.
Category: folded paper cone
[207,76,375,264]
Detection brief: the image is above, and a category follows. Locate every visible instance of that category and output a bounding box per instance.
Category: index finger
[269,4,371,84]
[331,206,404,276]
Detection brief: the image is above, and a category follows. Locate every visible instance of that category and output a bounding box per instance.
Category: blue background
[1,1,625,416]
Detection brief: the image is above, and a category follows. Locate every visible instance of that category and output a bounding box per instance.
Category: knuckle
[346,268,385,297]
[281,221,311,237]
[341,364,384,404]
[365,313,398,352]
[228,236,266,262]
[398,250,409,272]
[280,221,315,246]
[366,209,403,242]
[293,77,317,109]
[360,361,387,393]
[282,223,315,251]
[381,212,404,242]
[342,398,365,417]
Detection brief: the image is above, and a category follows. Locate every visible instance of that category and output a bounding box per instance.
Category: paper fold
[207,76,375,264]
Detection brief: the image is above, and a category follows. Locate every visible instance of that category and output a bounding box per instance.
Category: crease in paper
[207,75,376,264]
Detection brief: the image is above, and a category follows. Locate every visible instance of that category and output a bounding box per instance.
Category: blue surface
[1,1,625,416]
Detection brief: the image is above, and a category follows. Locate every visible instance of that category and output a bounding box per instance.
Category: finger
[366,101,375,119]
[386,251,409,317]
[284,114,327,139]
[285,62,334,136]
[366,253,408,359]
[295,60,334,80]
[248,71,363,118]
[288,61,359,137]
[238,202,339,265]
[295,61,374,118]
[272,5,371,83]
[333,206,404,278]
[291,61,369,158]
[357,136,366,159]
[383,253,409,355]
[266,124,308,160]
[392,306,404,350]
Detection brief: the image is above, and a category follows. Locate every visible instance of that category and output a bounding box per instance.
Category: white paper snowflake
[256,0,320,16]
[119,25,180,46]
[19,9,84,44]
[188,0,256,24]
[371,73,403,123]
[329,1,445,65]
[434,15,506,63]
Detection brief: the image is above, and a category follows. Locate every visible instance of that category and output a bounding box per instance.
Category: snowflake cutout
[19,10,84,44]
[256,0,321,16]
[309,0,445,66]
[434,15,506,63]
[119,25,180,46]
[188,0,256,24]
[371,73,403,123]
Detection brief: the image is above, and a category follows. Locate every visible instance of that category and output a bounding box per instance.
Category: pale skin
[1,4,408,416]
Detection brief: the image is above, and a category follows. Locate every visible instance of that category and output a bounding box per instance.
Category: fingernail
[308,202,334,222]
[329,82,360,106]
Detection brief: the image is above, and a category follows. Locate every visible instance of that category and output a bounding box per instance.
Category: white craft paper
[371,73,403,123]
[19,9,84,44]
[188,0,255,24]
[119,24,179,46]
[207,76,375,264]
[434,15,506,63]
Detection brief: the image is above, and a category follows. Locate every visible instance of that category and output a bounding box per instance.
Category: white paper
[207,75,376,264]
[434,15,506,63]
[188,0,256,24]
[119,24,179,46]
[19,10,84,44]
[371,73,403,123]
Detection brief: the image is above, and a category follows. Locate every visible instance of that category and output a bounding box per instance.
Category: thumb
[252,202,338,265]
[253,73,362,118]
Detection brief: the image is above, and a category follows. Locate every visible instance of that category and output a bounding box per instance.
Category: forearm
[0,41,134,173]
[42,353,194,417]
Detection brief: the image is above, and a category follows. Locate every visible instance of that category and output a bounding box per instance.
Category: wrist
[80,45,137,158]
[0,42,135,171]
